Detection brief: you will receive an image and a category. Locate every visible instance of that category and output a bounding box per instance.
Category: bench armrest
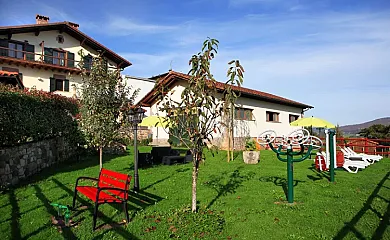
[96,187,128,201]
[75,177,99,187]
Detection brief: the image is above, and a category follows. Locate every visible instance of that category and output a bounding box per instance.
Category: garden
[0,38,389,240]
[0,147,389,239]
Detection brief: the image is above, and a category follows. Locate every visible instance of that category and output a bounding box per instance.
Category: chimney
[67,21,79,29]
[36,14,49,24]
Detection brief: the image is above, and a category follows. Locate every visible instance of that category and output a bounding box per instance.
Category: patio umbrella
[139,116,170,128]
[290,116,335,129]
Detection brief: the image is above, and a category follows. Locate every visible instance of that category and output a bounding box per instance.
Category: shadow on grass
[334,171,390,240]
[306,165,331,182]
[141,167,190,191]
[9,189,21,240]
[52,178,161,238]
[32,184,77,239]
[259,176,305,199]
[206,168,255,209]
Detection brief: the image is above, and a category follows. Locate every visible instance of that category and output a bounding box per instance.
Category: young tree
[79,52,138,169]
[222,62,244,161]
[158,38,244,212]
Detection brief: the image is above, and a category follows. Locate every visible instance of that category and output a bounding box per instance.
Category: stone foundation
[0,137,78,187]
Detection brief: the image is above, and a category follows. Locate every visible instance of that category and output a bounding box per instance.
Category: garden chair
[340,148,373,166]
[321,151,367,173]
[346,147,382,162]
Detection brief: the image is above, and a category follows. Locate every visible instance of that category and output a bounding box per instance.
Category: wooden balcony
[0,46,90,74]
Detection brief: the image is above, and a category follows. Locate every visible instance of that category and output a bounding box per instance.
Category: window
[50,75,69,92]
[53,50,65,66]
[8,42,23,59]
[266,111,280,122]
[44,47,74,67]
[289,114,300,123]
[83,55,93,70]
[234,107,253,121]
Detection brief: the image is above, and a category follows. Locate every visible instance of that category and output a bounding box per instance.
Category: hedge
[0,86,81,147]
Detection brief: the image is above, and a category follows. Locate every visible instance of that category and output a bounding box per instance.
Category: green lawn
[0,147,389,239]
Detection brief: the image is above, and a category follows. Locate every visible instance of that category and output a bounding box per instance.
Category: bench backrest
[98,168,131,200]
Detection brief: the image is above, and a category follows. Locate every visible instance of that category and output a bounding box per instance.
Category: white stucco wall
[149,82,188,142]
[1,30,120,97]
[148,79,307,143]
[234,97,302,138]
[124,75,155,106]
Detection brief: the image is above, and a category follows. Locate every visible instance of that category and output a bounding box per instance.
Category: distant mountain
[340,117,390,135]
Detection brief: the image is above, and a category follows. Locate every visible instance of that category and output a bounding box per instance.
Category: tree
[79,52,138,169]
[157,38,244,212]
[222,62,243,161]
[359,124,390,139]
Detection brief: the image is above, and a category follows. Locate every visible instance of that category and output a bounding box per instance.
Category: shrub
[245,137,257,151]
[0,86,81,147]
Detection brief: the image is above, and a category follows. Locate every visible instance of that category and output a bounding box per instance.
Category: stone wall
[0,137,77,187]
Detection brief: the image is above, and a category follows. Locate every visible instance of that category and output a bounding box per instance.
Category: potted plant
[243,137,260,164]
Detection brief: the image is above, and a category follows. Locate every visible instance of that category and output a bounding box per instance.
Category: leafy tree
[359,124,390,139]
[157,38,244,212]
[79,52,138,169]
[222,60,243,161]
[335,124,344,138]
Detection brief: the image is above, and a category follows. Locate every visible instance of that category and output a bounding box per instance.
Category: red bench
[72,168,132,230]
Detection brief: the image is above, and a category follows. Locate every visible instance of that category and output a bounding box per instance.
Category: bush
[0,86,81,147]
[245,137,257,151]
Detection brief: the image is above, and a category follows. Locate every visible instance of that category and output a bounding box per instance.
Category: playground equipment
[257,129,320,203]
[50,203,71,226]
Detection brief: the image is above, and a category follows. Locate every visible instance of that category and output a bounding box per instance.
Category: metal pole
[329,129,335,183]
[287,147,294,203]
[133,124,139,192]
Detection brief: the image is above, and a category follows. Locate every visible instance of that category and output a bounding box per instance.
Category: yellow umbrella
[139,116,170,128]
[290,116,335,129]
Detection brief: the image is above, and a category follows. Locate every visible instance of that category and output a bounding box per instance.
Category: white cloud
[88,16,178,36]
[119,11,390,125]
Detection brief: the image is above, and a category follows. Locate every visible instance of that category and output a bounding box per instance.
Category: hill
[340,117,390,135]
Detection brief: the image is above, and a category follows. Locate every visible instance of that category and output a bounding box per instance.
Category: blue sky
[1,0,390,126]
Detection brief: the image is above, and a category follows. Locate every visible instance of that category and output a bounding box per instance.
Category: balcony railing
[0,46,91,71]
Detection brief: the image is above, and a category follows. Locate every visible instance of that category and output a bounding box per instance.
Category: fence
[336,137,390,157]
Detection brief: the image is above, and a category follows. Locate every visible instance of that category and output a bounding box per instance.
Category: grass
[0,147,389,239]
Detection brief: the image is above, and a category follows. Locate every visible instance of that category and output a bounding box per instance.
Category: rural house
[0,14,131,97]
[138,71,313,149]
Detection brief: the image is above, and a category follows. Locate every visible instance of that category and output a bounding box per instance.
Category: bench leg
[93,202,99,231]
[123,202,130,223]
[72,189,78,209]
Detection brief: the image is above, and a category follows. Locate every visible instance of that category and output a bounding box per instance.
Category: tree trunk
[227,123,231,162]
[230,106,234,160]
[99,147,103,170]
[191,151,200,212]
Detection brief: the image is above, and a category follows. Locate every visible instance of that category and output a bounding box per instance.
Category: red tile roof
[0,70,24,89]
[139,71,313,109]
[0,70,19,76]
[0,22,131,68]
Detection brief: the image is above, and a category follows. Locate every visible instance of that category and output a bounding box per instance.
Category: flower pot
[243,151,260,164]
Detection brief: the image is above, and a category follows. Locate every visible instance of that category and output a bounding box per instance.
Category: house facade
[0,15,131,97]
[138,71,313,149]
[123,75,156,106]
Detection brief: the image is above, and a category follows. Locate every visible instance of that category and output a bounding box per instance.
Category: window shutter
[18,73,23,82]
[0,39,8,56]
[64,79,70,92]
[50,77,56,92]
[67,52,75,68]
[44,47,53,64]
[25,44,35,61]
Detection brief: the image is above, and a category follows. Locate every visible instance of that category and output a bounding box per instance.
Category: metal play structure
[257,129,323,203]
[315,129,336,182]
